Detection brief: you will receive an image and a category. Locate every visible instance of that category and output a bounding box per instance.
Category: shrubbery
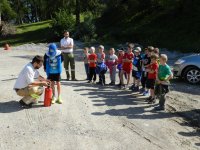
[74,14,97,43]
[51,9,76,38]
[0,22,16,36]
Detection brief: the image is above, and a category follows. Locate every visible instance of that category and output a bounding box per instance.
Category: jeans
[84,63,89,79]
[155,84,169,108]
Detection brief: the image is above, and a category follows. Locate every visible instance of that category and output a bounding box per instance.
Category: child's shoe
[143,90,149,96]
[145,96,152,102]
[148,97,156,104]
[139,88,145,94]
[56,96,63,104]
[129,84,135,90]
[51,96,57,104]
[132,86,139,92]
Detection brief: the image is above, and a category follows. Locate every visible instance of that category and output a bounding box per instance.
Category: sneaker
[120,84,125,89]
[109,82,115,85]
[72,78,78,81]
[56,96,63,104]
[148,98,156,104]
[154,106,165,111]
[93,80,96,84]
[19,100,32,108]
[139,88,145,94]
[96,82,101,85]
[129,84,135,90]
[132,86,139,92]
[143,91,149,96]
[87,80,92,83]
[51,96,56,104]
[145,96,152,102]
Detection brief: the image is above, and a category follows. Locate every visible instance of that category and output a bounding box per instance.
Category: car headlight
[174,59,185,65]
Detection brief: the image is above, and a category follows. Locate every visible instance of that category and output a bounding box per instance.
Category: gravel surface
[0,43,199,150]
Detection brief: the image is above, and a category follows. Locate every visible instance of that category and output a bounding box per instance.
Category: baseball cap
[134,47,141,52]
[48,43,57,57]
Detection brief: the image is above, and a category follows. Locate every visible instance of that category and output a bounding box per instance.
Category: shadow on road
[62,81,200,128]
[0,101,23,113]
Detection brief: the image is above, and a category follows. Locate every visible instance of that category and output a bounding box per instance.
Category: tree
[0,0,16,25]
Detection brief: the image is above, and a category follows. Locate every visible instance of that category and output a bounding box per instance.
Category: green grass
[0,20,53,46]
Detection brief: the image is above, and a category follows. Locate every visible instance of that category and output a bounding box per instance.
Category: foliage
[74,13,97,42]
[51,9,75,38]
[0,21,16,36]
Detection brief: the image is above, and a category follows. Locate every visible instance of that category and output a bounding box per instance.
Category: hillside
[0,20,53,46]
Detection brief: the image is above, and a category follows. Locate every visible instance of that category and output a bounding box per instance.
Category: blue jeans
[84,63,89,79]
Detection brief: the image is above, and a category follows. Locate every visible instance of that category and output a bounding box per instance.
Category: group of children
[43,42,173,110]
[83,44,173,111]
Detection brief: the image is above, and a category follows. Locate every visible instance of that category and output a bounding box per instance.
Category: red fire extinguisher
[44,86,52,107]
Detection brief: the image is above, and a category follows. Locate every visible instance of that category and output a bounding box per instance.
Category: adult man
[14,55,50,108]
[60,31,77,81]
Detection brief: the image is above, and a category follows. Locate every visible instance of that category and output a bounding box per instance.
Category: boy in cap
[44,43,64,104]
[130,47,142,92]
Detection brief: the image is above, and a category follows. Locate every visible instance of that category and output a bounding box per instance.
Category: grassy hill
[0,20,53,46]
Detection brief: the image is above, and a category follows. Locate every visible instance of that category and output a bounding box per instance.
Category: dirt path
[0,46,199,150]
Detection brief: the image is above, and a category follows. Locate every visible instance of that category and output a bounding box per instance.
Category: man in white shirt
[14,55,50,107]
[60,31,77,81]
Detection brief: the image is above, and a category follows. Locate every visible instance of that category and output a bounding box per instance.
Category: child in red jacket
[146,54,159,103]
[88,47,97,83]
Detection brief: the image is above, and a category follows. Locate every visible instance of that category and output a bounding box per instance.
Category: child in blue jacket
[44,43,63,104]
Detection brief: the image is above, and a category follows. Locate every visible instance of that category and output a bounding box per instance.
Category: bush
[74,14,97,43]
[0,22,16,36]
[51,9,76,38]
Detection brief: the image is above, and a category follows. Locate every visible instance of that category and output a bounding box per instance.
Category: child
[131,47,142,92]
[117,47,126,86]
[106,48,118,85]
[44,43,63,104]
[154,54,173,111]
[140,46,153,95]
[96,45,107,85]
[88,47,97,83]
[83,47,90,80]
[146,54,159,103]
[120,44,134,89]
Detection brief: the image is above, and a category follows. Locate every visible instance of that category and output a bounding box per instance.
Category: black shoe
[19,100,32,108]
[72,78,78,81]
[145,96,152,102]
[148,98,156,104]
[87,80,92,83]
[109,82,115,85]
[96,82,101,85]
[154,106,165,111]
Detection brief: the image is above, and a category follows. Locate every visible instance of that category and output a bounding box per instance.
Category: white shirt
[60,37,74,53]
[14,63,39,89]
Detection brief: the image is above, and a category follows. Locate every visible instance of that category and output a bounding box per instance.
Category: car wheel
[184,67,200,84]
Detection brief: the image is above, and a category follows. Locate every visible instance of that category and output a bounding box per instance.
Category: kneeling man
[14,55,50,108]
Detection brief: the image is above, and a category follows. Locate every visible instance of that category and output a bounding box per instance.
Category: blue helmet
[48,43,57,57]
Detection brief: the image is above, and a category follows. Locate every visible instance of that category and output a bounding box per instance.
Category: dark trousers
[99,70,107,84]
[141,71,148,89]
[89,67,96,81]
[155,84,169,108]
[84,63,89,80]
